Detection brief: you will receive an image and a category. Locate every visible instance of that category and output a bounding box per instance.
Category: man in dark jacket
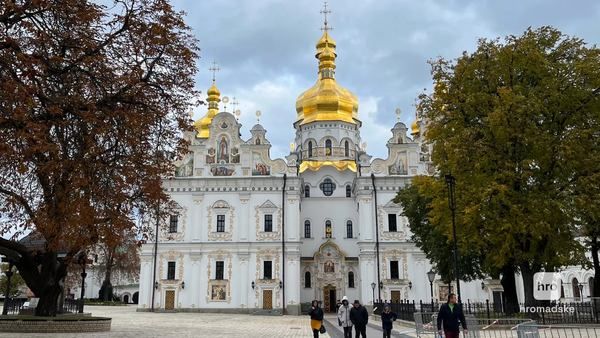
[380,304,398,338]
[437,294,468,338]
[349,300,368,338]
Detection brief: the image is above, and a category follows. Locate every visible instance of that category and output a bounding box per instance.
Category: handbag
[319,324,326,334]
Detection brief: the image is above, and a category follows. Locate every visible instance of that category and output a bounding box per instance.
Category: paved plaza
[0,305,417,337]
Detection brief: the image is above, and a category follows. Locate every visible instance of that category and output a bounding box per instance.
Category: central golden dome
[296,31,359,125]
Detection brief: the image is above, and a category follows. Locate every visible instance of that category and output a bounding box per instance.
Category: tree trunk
[500,264,520,314]
[32,252,68,316]
[520,263,541,307]
[591,236,600,299]
[100,250,115,301]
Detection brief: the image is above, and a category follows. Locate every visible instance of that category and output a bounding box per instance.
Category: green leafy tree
[394,176,485,285]
[413,26,597,309]
[0,263,26,298]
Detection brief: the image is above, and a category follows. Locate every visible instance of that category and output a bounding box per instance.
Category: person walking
[437,293,468,338]
[309,300,324,338]
[337,296,353,338]
[380,304,398,338]
[349,299,368,338]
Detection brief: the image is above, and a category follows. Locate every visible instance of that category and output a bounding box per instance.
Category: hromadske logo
[533,272,561,300]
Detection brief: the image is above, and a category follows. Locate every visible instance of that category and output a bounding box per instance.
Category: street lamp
[408,281,413,290]
[181,281,185,289]
[78,252,88,314]
[427,269,436,301]
[371,282,376,305]
[251,281,255,289]
[445,173,461,303]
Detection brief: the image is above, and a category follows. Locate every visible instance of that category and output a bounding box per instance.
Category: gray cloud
[172,0,600,159]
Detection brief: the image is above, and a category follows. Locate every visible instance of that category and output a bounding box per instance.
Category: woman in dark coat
[308,300,324,337]
[381,304,398,338]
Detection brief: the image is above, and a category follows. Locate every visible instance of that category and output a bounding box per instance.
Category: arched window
[255,138,261,145]
[325,220,332,238]
[304,220,311,238]
[320,178,336,196]
[346,185,351,198]
[346,220,353,238]
[304,185,310,198]
[305,271,311,288]
[344,140,349,157]
[573,278,581,299]
[348,271,355,288]
[308,141,313,157]
[325,139,332,156]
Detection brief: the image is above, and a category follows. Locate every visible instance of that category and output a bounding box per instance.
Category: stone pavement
[323,314,417,338]
[0,305,336,338]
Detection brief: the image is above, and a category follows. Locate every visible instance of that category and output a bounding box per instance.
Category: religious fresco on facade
[388,153,408,175]
[206,148,216,164]
[251,152,270,176]
[231,147,240,163]
[211,285,227,301]
[438,285,451,302]
[211,166,234,176]
[324,261,335,273]
[217,136,229,163]
[175,155,193,177]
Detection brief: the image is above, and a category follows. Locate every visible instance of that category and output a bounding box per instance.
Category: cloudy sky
[171,0,600,159]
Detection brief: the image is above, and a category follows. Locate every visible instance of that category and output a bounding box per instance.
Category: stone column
[239,192,251,241]
[190,253,202,309]
[238,253,250,311]
[285,251,301,315]
[138,253,153,310]
[359,251,376,308]
[358,197,374,241]
[192,194,204,241]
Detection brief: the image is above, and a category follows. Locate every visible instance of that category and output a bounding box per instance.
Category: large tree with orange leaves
[0,0,198,316]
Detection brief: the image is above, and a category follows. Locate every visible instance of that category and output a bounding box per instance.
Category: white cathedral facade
[136,26,498,314]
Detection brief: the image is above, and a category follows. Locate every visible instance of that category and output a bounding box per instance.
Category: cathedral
[136,13,495,314]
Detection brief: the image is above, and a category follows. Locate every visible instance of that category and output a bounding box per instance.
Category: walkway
[323,314,417,338]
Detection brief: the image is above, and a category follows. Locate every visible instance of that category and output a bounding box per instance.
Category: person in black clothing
[437,293,468,338]
[349,300,368,338]
[309,300,324,338]
[380,304,398,338]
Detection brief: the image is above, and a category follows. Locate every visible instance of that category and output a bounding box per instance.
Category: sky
[171,0,600,160]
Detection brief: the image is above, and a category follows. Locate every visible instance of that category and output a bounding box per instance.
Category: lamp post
[2,261,14,315]
[445,174,461,302]
[78,253,88,314]
[371,282,376,305]
[427,269,436,301]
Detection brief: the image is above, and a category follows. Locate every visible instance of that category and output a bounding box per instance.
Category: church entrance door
[165,290,175,310]
[263,290,273,310]
[323,285,336,312]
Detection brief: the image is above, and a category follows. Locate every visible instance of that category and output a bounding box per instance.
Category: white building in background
[136,19,496,315]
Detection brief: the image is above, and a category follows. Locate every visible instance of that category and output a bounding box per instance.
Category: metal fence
[1,298,83,315]
[375,299,600,325]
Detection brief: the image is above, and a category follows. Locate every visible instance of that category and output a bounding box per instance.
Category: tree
[413,27,597,309]
[0,0,198,316]
[97,231,140,301]
[394,177,485,284]
[0,263,26,298]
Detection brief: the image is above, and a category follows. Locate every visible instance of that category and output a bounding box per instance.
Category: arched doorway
[123,294,129,304]
[572,278,581,299]
[323,284,336,313]
[132,292,139,304]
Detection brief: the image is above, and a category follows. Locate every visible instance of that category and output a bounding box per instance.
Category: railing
[375,299,600,325]
[300,146,356,160]
[2,298,27,315]
[1,298,83,315]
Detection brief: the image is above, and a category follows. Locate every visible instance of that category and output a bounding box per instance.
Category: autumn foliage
[0,0,198,316]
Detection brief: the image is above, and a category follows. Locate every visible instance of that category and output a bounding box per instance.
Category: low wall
[0,317,111,333]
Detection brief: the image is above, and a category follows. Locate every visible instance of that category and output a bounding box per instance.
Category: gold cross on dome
[209,61,220,82]
[320,1,333,33]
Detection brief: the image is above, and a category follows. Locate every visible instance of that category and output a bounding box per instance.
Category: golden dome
[295,31,358,125]
[194,81,221,138]
[411,119,420,136]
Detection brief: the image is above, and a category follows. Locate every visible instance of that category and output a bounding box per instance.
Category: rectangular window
[264,214,273,232]
[215,261,224,280]
[169,215,178,233]
[167,261,176,280]
[217,215,225,232]
[390,260,399,279]
[304,222,311,238]
[388,214,397,232]
[264,261,272,280]
[346,221,353,238]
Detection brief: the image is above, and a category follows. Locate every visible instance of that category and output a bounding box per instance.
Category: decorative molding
[207,200,234,241]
